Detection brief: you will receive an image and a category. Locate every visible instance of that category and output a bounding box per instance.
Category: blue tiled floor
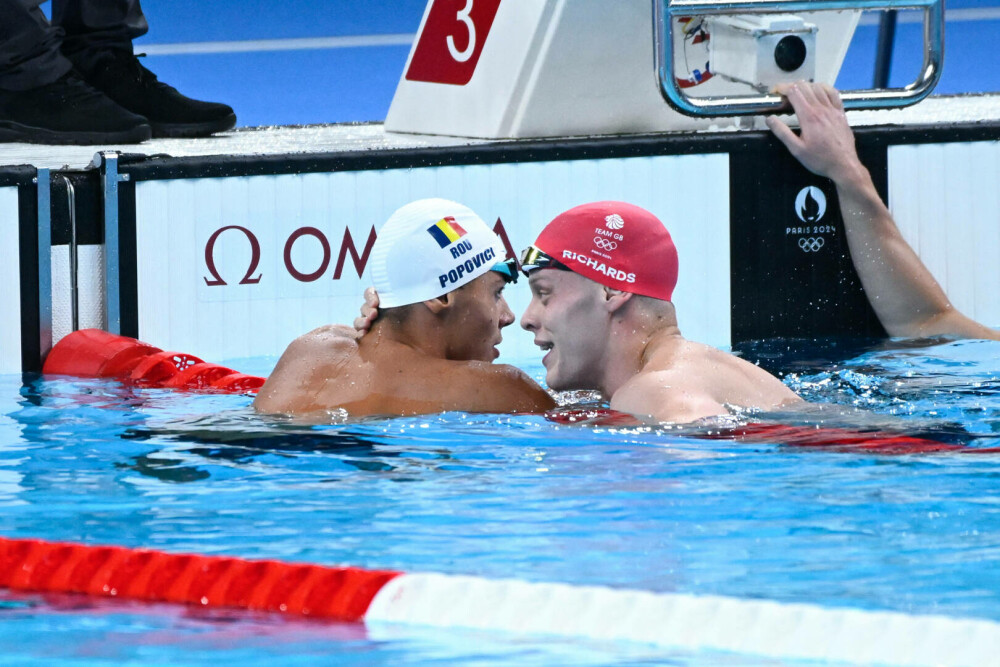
[136,0,428,42]
[121,0,1000,128]
[838,14,1000,93]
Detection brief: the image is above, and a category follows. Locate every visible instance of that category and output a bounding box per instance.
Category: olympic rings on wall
[798,237,825,252]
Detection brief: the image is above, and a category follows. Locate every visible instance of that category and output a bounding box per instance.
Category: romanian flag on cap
[427,217,468,248]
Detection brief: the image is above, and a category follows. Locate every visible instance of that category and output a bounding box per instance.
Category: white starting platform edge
[1,94,998,172]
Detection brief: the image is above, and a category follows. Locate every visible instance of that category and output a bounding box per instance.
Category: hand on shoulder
[353,288,380,333]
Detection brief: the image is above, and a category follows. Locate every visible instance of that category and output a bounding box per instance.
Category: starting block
[386,0,861,138]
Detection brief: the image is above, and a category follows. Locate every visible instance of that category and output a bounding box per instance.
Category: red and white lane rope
[43,329,266,394]
[2,537,998,665]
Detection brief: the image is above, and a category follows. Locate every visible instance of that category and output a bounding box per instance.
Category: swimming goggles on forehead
[489,257,519,284]
[519,246,571,277]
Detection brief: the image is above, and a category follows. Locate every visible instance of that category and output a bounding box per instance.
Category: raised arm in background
[766,81,1000,341]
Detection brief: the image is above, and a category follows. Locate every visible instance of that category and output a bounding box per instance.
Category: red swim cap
[532,201,678,301]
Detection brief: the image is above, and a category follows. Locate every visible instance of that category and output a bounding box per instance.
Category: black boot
[0,71,152,145]
[72,49,236,138]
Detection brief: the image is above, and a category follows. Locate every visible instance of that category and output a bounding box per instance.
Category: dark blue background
[121,0,1000,127]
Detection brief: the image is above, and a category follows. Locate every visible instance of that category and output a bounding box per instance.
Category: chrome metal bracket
[655,0,944,116]
[96,152,124,335]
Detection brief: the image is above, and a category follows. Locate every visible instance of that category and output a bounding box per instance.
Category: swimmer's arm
[456,364,557,414]
[611,375,726,424]
[253,325,359,413]
[828,159,999,340]
[767,82,1000,341]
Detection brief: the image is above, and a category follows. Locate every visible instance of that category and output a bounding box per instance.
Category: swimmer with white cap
[358,201,801,423]
[254,198,555,417]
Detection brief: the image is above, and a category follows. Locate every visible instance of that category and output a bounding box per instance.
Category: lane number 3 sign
[406,0,502,85]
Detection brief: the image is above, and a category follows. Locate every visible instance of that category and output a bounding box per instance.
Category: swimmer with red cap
[254,198,555,417]
[518,201,801,422]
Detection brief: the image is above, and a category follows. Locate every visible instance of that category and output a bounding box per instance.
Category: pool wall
[0,184,21,373]
[0,166,45,374]
[2,116,999,371]
[889,140,1000,328]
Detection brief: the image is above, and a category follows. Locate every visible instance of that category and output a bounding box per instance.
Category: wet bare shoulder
[611,370,726,423]
[443,362,556,413]
[275,326,358,372]
[253,325,360,413]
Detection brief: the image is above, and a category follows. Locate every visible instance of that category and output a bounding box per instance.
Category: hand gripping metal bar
[655,0,944,116]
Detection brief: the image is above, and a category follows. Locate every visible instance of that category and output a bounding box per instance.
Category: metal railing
[655,0,944,116]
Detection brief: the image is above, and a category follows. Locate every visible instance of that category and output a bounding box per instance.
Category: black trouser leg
[0,0,72,91]
[47,0,235,139]
[54,0,148,72]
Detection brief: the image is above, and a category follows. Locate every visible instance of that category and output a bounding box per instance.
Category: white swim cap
[370,198,508,308]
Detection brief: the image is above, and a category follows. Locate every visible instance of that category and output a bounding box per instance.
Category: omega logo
[203,225,378,286]
[204,226,262,286]
[203,217,516,287]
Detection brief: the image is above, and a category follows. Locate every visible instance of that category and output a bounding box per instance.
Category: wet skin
[519,268,801,422]
[437,272,515,362]
[521,269,615,392]
[254,272,554,417]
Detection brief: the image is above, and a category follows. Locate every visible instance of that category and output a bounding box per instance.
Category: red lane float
[544,407,640,427]
[544,407,1000,455]
[41,328,161,378]
[0,537,398,621]
[43,329,265,395]
[706,423,1000,455]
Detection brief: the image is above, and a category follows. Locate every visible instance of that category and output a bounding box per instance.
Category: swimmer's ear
[422,291,455,315]
[602,286,633,313]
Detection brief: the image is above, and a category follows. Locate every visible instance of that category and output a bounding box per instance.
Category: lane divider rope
[2,537,999,666]
[0,537,397,621]
[43,329,265,394]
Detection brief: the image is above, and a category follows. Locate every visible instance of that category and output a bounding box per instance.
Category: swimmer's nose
[520,299,538,332]
[499,296,515,329]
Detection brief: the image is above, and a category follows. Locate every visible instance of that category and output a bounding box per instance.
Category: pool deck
[2,93,998,172]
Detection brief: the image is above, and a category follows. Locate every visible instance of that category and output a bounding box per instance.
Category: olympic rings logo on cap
[798,237,826,252]
[593,238,618,251]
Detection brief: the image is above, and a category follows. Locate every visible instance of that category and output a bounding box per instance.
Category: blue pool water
[2,337,1000,663]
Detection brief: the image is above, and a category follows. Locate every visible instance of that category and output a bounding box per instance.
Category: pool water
[2,336,1000,664]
